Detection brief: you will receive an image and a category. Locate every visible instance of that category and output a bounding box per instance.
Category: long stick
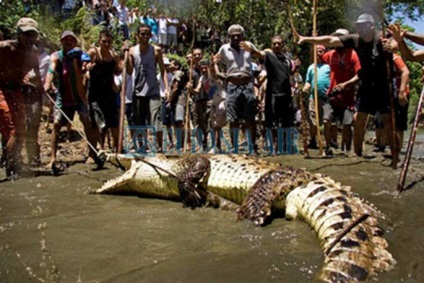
[397,84,424,192]
[118,49,129,153]
[312,0,323,155]
[287,4,309,157]
[184,17,196,153]
[378,5,398,169]
[44,91,99,155]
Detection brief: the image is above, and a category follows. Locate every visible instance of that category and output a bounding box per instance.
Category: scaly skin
[97,153,396,282]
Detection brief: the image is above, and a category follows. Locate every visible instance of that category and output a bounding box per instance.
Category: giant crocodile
[96,153,396,282]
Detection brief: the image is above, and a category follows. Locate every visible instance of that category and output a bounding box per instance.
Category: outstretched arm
[404,30,424,46]
[297,34,343,48]
[388,23,424,62]
[240,41,266,60]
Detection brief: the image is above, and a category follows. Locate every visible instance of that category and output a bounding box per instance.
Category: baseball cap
[60,30,78,40]
[316,45,326,51]
[356,13,375,24]
[16,17,39,34]
[228,24,245,35]
[331,28,349,36]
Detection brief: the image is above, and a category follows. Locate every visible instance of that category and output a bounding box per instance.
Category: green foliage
[0,0,38,38]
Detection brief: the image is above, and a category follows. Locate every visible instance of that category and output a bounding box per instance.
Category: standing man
[115,0,130,40]
[213,24,258,153]
[321,29,361,153]
[87,29,119,151]
[126,23,168,152]
[302,45,331,153]
[44,31,100,169]
[298,14,399,167]
[241,35,295,153]
[0,18,45,178]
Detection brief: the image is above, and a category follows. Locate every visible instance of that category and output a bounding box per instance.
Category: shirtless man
[0,18,44,179]
[126,23,169,152]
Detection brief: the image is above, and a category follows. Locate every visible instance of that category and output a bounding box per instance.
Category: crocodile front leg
[238,168,314,226]
[177,155,211,209]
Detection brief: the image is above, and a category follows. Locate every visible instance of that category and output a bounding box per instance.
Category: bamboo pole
[312,0,323,155]
[378,5,398,169]
[184,17,196,153]
[397,84,424,192]
[117,49,129,153]
[287,3,309,157]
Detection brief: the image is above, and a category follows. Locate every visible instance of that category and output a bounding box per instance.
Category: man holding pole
[44,31,101,169]
[297,13,399,168]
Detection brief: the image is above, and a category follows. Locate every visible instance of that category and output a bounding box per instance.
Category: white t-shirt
[158,17,167,34]
[115,5,129,26]
[167,18,179,35]
[157,72,172,98]
[114,72,134,104]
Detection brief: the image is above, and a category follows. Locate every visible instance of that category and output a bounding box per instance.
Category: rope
[44,91,99,155]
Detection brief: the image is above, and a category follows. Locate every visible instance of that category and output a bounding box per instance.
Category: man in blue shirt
[302,45,331,153]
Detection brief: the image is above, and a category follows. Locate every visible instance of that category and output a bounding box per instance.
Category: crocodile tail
[285,176,396,282]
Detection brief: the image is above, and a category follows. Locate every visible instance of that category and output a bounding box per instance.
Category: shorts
[0,88,25,143]
[54,104,89,126]
[395,101,408,131]
[375,100,409,131]
[162,100,174,126]
[133,95,162,132]
[159,33,167,45]
[125,103,134,126]
[175,104,185,122]
[265,95,294,128]
[308,97,333,126]
[331,107,354,126]
[226,82,256,123]
[210,99,226,128]
[167,33,177,47]
[356,86,391,115]
[90,96,119,130]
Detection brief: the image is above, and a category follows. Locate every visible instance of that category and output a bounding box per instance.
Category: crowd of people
[2,2,424,180]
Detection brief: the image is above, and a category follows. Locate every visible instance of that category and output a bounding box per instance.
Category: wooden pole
[312,0,323,155]
[184,17,196,153]
[380,12,398,169]
[117,49,129,153]
[397,84,424,192]
[287,4,309,157]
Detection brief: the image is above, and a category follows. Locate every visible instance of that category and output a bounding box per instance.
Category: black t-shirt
[339,33,392,96]
[264,52,292,97]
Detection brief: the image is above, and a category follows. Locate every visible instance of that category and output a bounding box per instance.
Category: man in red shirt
[321,29,361,153]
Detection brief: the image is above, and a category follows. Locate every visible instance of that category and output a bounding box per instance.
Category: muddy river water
[1,139,424,282]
